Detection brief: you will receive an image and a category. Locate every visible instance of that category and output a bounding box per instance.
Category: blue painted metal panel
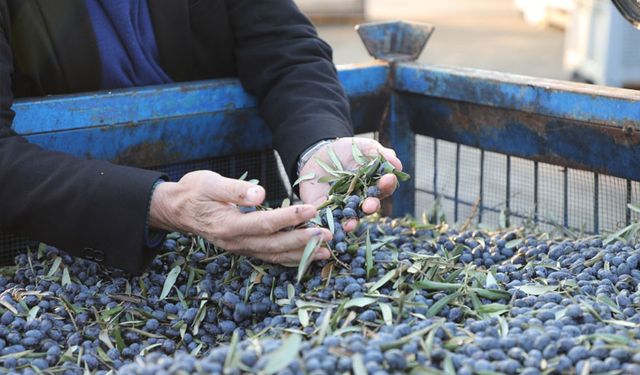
[11,64,389,166]
[14,80,255,134]
[395,64,640,129]
[400,94,640,181]
[24,111,271,167]
[387,93,416,217]
[12,64,389,135]
[337,63,389,96]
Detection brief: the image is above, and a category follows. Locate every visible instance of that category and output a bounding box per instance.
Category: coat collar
[35,0,194,89]
[35,0,101,93]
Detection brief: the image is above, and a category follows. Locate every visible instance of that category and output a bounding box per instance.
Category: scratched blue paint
[450,125,543,159]
[337,64,388,96]
[12,65,388,135]
[20,98,388,164]
[13,80,256,134]
[401,94,640,181]
[395,64,640,127]
[388,94,416,217]
[24,111,271,164]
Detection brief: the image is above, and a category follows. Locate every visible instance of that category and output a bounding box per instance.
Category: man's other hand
[298,137,403,232]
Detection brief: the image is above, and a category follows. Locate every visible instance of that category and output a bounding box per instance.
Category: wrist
[297,139,336,176]
[149,181,181,232]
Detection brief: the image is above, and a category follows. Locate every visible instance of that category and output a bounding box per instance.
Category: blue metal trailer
[2,21,639,260]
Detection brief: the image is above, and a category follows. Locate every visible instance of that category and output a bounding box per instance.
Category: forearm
[0,136,166,273]
[227,0,353,181]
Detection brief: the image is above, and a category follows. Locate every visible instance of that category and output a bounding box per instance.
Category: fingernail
[246,186,261,201]
[307,228,324,237]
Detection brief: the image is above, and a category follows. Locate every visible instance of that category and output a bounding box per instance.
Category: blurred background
[296,0,640,89]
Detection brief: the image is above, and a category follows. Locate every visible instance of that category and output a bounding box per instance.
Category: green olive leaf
[379,302,393,326]
[351,141,367,165]
[352,353,367,375]
[515,284,558,296]
[369,269,396,293]
[326,207,335,235]
[345,297,377,309]
[292,172,315,187]
[160,266,181,300]
[263,335,302,374]
[426,292,459,318]
[314,158,339,177]
[296,236,321,284]
[326,145,343,171]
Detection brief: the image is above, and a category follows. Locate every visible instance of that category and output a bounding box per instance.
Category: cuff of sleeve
[144,178,169,248]
[296,139,335,177]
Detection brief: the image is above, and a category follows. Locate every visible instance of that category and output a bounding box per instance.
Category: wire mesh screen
[0,150,291,266]
[0,233,38,266]
[415,135,640,235]
[150,150,291,203]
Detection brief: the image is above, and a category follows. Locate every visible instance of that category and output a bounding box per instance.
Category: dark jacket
[0,0,353,273]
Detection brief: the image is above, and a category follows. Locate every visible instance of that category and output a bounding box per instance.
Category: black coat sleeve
[226,0,354,181]
[0,4,165,274]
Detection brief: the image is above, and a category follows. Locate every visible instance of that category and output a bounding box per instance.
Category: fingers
[311,195,329,209]
[342,173,395,231]
[342,219,358,233]
[223,204,318,237]
[219,228,332,265]
[361,197,380,214]
[354,138,402,171]
[268,247,332,266]
[377,147,403,171]
[377,173,398,198]
[226,228,332,255]
[313,247,332,260]
[202,173,266,206]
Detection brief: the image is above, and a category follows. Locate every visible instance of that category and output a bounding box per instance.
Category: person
[0,0,402,274]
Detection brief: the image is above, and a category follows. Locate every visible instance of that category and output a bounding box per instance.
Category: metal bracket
[355,21,435,63]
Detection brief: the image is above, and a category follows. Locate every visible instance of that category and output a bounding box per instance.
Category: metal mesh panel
[509,157,535,228]
[457,146,482,225]
[631,181,640,223]
[0,150,291,266]
[566,169,596,234]
[415,135,637,235]
[0,233,37,266]
[150,150,290,203]
[480,151,508,227]
[537,163,567,232]
[598,175,628,231]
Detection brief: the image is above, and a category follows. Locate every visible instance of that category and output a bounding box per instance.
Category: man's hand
[149,171,332,264]
[298,137,403,232]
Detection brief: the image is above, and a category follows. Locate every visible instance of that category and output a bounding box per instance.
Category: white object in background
[294,0,365,18]
[515,0,549,24]
[514,0,575,27]
[564,0,640,87]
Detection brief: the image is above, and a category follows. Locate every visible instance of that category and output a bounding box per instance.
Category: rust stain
[112,141,181,167]
[402,94,640,178]
[410,95,640,147]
